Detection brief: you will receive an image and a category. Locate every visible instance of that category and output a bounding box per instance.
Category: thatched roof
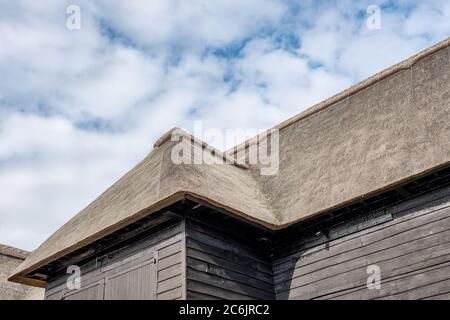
[10,36,450,287]
[0,245,44,299]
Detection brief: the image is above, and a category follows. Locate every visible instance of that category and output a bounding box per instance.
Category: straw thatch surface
[10,37,450,287]
[255,38,450,225]
[0,245,44,299]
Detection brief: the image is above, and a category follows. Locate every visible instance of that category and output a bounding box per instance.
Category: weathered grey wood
[315,253,450,300]
[423,291,450,300]
[335,262,450,300]
[187,247,273,284]
[187,280,256,300]
[159,240,182,259]
[274,200,450,273]
[275,226,450,294]
[105,259,156,300]
[185,219,274,300]
[158,263,182,282]
[154,228,183,299]
[45,220,182,292]
[47,214,175,278]
[158,286,182,300]
[63,281,104,300]
[274,203,450,275]
[45,220,184,300]
[186,227,272,268]
[187,290,221,300]
[317,246,450,300]
[273,188,450,300]
[157,274,182,294]
[379,278,450,300]
[187,268,273,300]
[45,290,63,300]
[187,234,272,273]
[180,219,188,300]
[188,257,274,292]
[45,183,450,300]
[282,241,450,299]
[274,190,450,264]
[158,252,182,270]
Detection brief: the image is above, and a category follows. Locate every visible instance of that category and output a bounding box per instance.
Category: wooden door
[63,281,104,300]
[104,256,157,300]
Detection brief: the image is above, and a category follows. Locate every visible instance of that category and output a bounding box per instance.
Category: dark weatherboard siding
[273,185,450,300]
[45,220,185,300]
[185,218,275,300]
[43,184,450,300]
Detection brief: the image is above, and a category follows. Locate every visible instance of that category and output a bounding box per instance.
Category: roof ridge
[154,127,250,170]
[226,36,450,155]
[251,175,283,224]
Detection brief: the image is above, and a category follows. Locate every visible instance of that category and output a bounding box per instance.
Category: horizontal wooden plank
[187,228,271,267]
[273,187,450,300]
[187,247,273,284]
[186,219,268,257]
[45,221,182,292]
[157,287,182,300]
[274,204,450,274]
[187,268,273,300]
[280,239,450,299]
[158,240,182,260]
[423,291,450,300]
[158,274,182,294]
[158,263,182,282]
[187,279,256,300]
[379,278,450,300]
[46,290,63,300]
[276,228,450,294]
[330,262,450,300]
[187,238,272,275]
[187,290,222,300]
[316,253,450,300]
[158,252,182,271]
[185,216,275,300]
[275,191,450,260]
[274,212,450,281]
[188,257,274,293]
[99,223,181,268]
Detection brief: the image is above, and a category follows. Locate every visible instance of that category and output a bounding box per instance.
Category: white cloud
[64,46,164,119]
[234,38,353,114]
[0,112,155,249]
[403,1,450,39]
[94,0,286,48]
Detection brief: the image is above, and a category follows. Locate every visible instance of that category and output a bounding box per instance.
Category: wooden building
[8,37,450,300]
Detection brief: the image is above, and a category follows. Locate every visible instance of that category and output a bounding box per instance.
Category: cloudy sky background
[0,0,449,250]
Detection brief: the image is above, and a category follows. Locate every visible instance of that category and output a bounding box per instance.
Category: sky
[0,0,449,251]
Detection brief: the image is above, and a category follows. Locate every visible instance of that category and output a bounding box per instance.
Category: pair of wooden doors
[63,254,157,300]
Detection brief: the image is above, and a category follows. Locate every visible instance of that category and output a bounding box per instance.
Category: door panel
[104,257,157,300]
[45,225,183,300]
[63,281,104,300]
